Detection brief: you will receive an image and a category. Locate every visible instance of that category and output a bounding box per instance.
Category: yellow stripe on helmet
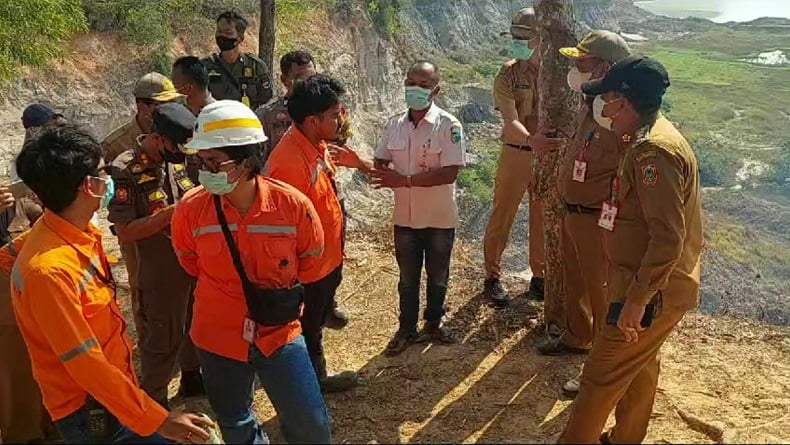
[203,118,262,133]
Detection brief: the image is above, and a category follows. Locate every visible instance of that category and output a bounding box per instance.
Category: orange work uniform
[171,176,325,361]
[9,211,167,436]
[265,126,344,284]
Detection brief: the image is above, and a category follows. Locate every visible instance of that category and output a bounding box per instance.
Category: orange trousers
[559,306,687,443]
[484,144,545,280]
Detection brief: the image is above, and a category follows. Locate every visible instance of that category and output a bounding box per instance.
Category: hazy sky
[635,0,790,22]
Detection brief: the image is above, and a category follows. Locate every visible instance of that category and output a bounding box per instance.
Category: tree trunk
[534,0,578,334]
[259,0,276,83]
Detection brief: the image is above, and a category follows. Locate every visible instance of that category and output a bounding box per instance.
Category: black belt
[506,143,532,151]
[564,202,600,214]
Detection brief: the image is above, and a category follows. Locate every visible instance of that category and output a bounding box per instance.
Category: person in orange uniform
[265,74,359,393]
[172,100,331,444]
[538,31,632,396]
[560,56,703,443]
[9,124,212,444]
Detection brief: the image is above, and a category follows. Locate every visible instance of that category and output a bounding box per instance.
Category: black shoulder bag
[213,195,304,326]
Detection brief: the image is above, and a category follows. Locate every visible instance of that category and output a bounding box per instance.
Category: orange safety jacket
[9,211,167,436]
[171,176,325,361]
[265,125,344,284]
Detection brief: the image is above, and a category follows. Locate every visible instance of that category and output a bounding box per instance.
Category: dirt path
[103,223,790,444]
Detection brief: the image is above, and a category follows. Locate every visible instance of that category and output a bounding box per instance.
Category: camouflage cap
[133,72,183,102]
[506,7,536,39]
[560,30,632,64]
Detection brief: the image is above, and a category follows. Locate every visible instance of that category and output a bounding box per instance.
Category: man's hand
[529,131,567,155]
[328,144,363,169]
[369,169,407,189]
[617,301,647,343]
[157,411,213,443]
[0,187,15,212]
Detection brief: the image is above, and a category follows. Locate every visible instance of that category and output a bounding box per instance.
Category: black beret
[151,103,196,145]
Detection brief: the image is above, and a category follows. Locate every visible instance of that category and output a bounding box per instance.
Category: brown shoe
[416,320,455,344]
[385,331,416,356]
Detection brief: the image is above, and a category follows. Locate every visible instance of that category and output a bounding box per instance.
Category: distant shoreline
[634,0,790,23]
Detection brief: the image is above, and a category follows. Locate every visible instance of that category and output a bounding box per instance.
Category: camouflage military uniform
[107,141,200,407]
[255,97,291,163]
[201,52,273,110]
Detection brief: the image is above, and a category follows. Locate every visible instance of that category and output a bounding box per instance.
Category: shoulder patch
[112,186,130,204]
[635,150,657,164]
[451,124,463,144]
[641,163,658,186]
[243,67,253,78]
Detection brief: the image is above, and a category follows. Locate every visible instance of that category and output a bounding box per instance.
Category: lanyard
[577,131,595,161]
[610,177,620,203]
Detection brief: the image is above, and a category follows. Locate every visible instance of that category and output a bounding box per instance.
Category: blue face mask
[405,86,433,111]
[199,169,239,195]
[90,176,115,210]
[510,39,534,60]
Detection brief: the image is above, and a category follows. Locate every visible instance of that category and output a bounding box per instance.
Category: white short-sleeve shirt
[374,104,466,229]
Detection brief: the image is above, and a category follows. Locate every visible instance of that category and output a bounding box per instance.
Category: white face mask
[593,95,614,130]
[567,67,592,93]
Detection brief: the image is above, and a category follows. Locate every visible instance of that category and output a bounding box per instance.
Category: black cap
[151,103,196,145]
[22,103,62,129]
[582,55,670,106]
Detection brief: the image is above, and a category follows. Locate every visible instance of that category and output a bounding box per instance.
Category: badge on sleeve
[137,173,156,184]
[112,186,129,204]
[641,163,658,186]
[243,67,253,77]
[451,125,463,144]
[147,190,165,202]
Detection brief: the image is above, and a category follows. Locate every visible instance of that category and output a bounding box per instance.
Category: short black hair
[173,56,209,89]
[280,50,315,77]
[288,74,346,125]
[216,11,248,35]
[16,124,102,213]
[217,143,264,179]
[630,96,662,118]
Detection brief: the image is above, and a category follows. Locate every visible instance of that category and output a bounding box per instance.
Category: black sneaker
[385,330,416,356]
[526,277,545,301]
[416,320,455,344]
[177,370,205,398]
[325,303,349,330]
[484,278,509,307]
[320,371,360,393]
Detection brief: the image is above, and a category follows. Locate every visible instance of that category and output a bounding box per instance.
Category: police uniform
[107,139,200,408]
[202,53,273,110]
[560,57,703,444]
[255,96,291,162]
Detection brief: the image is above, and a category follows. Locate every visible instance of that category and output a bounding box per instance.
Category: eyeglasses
[199,158,238,174]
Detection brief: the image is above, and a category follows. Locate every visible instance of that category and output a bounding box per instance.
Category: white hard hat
[183,100,267,153]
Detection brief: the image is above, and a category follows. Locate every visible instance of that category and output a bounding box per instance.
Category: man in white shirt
[331,61,466,356]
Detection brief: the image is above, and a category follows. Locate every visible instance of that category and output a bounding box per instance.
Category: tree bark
[534,0,578,334]
[259,0,276,83]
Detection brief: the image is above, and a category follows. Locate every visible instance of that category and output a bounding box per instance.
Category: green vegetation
[457,138,499,202]
[0,0,87,84]
[707,217,790,270]
[693,136,741,186]
[367,0,402,35]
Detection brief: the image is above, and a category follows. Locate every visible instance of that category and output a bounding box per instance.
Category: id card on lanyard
[573,131,595,183]
[598,177,619,231]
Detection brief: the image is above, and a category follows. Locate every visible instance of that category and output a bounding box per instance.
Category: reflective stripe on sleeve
[298,247,324,258]
[59,337,99,362]
[11,262,23,292]
[246,225,296,235]
[193,224,239,237]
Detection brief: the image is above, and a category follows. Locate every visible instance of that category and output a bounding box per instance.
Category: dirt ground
[102,221,790,444]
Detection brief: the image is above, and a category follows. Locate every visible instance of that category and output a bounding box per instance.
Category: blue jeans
[393,226,456,334]
[54,403,169,444]
[197,335,331,444]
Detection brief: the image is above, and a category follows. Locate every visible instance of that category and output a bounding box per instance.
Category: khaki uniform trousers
[484,144,545,280]
[561,213,608,349]
[0,274,54,443]
[559,306,687,444]
[119,239,144,346]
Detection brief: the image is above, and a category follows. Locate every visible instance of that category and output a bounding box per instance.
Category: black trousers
[301,265,343,380]
[393,226,455,335]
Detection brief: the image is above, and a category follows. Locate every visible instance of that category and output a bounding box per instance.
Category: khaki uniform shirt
[558,103,620,208]
[102,119,142,165]
[107,142,197,289]
[255,97,291,161]
[605,114,703,311]
[493,59,539,143]
[202,53,273,110]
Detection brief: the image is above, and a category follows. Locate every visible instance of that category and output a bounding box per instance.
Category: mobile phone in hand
[606,302,656,328]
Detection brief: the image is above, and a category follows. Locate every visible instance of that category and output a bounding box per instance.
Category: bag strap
[212,54,243,95]
[213,195,251,285]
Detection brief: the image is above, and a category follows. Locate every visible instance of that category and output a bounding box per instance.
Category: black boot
[177,370,205,398]
[324,300,349,330]
[314,354,359,393]
[526,276,545,301]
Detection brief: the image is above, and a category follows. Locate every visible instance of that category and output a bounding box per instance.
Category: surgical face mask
[593,95,622,131]
[216,36,239,52]
[89,176,115,210]
[567,67,593,93]
[199,169,239,195]
[510,39,534,60]
[405,86,432,111]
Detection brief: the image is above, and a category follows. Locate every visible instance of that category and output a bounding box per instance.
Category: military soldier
[255,49,316,161]
[483,7,564,308]
[560,56,703,444]
[202,11,273,110]
[108,103,205,409]
[102,72,183,343]
[537,31,632,397]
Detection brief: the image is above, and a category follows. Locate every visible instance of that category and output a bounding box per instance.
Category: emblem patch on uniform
[641,163,658,186]
[244,67,253,77]
[173,164,184,171]
[635,150,657,163]
[113,186,130,204]
[209,70,221,77]
[451,125,463,144]
[178,178,194,190]
[137,173,156,184]
[148,190,166,202]
[594,131,601,140]
[276,112,288,120]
